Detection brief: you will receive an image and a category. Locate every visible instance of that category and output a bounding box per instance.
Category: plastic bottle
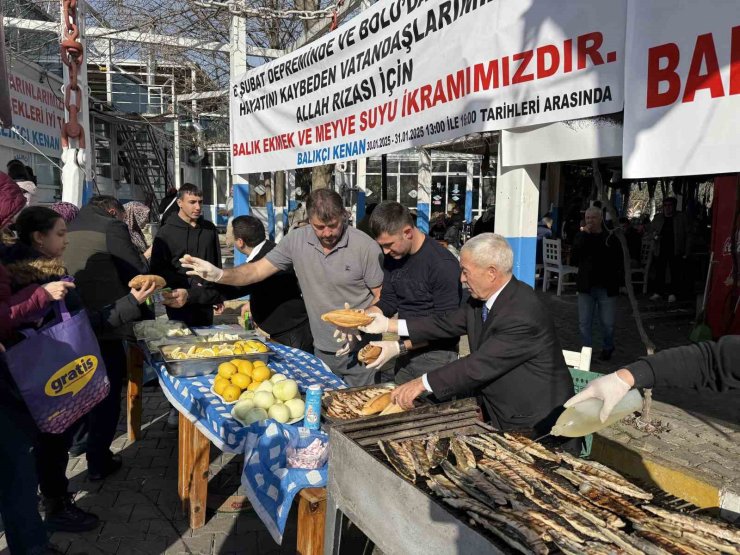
[550,389,643,438]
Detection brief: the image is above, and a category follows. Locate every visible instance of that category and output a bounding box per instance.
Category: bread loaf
[128,274,166,291]
[358,344,382,364]
[361,391,392,415]
[379,402,405,416]
[320,308,374,328]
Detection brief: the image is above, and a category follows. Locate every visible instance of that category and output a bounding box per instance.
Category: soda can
[303,384,322,430]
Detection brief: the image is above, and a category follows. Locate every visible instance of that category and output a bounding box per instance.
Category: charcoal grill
[324,398,710,555]
[324,398,509,554]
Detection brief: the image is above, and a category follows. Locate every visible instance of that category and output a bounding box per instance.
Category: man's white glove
[563,372,632,423]
[180,255,224,282]
[366,340,401,370]
[358,312,390,334]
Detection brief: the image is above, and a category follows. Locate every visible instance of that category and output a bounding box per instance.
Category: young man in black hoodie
[151,183,223,326]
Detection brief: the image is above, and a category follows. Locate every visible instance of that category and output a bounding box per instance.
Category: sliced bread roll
[361,391,392,415]
[128,274,166,291]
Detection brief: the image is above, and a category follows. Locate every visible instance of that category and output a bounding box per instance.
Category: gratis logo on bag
[6,301,110,434]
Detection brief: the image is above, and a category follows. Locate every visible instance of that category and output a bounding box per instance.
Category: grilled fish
[377,440,416,483]
[641,505,740,545]
[578,481,648,522]
[440,460,505,508]
[425,434,450,468]
[504,433,562,463]
[404,440,432,477]
[450,437,477,470]
[560,452,653,500]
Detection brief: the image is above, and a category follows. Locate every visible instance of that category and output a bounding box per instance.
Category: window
[400,175,418,208]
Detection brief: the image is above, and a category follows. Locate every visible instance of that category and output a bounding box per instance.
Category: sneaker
[649,293,662,301]
[600,348,614,361]
[667,294,677,303]
[43,494,99,533]
[167,407,179,429]
[88,453,122,482]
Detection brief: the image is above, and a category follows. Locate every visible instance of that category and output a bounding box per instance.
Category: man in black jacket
[564,336,740,422]
[223,216,313,352]
[64,195,150,480]
[361,202,461,383]
[363,233,574,438]
[151,183,223,326]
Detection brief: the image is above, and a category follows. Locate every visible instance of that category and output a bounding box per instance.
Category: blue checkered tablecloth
[154,341,345,452]
[242,422,329,543]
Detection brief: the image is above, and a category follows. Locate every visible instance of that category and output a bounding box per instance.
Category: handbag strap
[53,299,72,322]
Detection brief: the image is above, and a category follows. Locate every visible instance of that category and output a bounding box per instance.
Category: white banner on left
[230,0,626,173]
[623,0,740,178]
[0,61,64,158]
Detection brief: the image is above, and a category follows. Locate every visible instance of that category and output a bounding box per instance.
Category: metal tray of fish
[322,382,431,426]
[159,340,275,378]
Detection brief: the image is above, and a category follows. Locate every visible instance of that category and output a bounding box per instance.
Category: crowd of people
[0,164,730,554]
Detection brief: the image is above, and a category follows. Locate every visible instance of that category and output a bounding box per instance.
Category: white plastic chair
[562,347,593,372]
[630,241,653,295]
[542,238,578,296]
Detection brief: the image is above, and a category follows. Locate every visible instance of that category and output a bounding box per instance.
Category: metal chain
[193,0,339,20]
[60,0,85,149]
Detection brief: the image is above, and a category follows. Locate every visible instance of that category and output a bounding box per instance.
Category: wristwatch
[397,340,408,357]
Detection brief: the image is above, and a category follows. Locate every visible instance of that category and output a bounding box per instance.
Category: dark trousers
[0,401,48,554]
[270,320,314,354]
[652,254,684,297]
[86,340,126,470]
[67,340,126,470]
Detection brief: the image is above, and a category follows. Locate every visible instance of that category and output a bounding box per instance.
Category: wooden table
[126,342,144,441]
[177,413,326,553]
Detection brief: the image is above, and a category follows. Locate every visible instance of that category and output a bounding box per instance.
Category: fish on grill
[404,440,432,477]
[560,452,653,500]
[633,521,717,555]
[474,433,536,464]
[578,481,649,522]
[440,460,506,508]
[450,437,477,470]
[641,504,740,546]
[635,529,708,555]
[424,434,450,468]
[478,457,535,496]
[553,536,617,555]
[503,433,562,463]
[506,501,585,544]
[637,516,740,554]
[377,440,416,483]
[466,511,543,555]
[326,387,394,420]
[426,475,465,499]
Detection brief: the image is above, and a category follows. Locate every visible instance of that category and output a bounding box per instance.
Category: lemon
[213,379,228,396]
[253,360,267,368]
[233,346,244,355]
[222,384,241,403]
[186,345,198,357]
[218,362,238,379]
[199,348,215,357]
[231,373,251,390]
[214,375,229,388]
[233,359,254,376]
[219,348,234,356]
[247,381,261,391]
[254,343,269,353]
[252,366,271,383]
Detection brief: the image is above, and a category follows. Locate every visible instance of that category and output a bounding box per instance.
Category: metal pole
[172,76,181,190]
[231,14,250,264]
[105,39,113,104]
[381,154,388,201]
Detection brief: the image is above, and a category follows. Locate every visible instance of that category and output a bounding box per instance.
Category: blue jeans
[578,287,616,351]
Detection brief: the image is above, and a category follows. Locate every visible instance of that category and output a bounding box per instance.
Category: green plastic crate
[568,368,603,457]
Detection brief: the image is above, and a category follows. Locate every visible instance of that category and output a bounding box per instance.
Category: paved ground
[1,287,737,554]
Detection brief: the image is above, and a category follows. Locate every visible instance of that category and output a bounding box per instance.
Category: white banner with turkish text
[230,0,626,173]
[623,0,740,178]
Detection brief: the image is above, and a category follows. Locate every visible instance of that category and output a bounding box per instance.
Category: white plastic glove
[563,372,632,423]
[366,340,401,370]
[180,255,224,282]
[358,312,390,334]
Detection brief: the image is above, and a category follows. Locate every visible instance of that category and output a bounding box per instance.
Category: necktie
[481,303,489,323]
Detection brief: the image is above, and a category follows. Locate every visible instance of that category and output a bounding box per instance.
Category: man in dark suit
[221,216,313,352]
[361,233,574,438]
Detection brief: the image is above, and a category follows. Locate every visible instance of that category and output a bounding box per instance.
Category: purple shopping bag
[5,300,110,433]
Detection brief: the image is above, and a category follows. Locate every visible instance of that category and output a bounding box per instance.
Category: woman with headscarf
[50,201,80,224]
[123,201,152,259]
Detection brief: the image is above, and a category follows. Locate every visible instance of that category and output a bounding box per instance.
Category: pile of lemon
[169,339,269,360]
[213,358,273,402]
